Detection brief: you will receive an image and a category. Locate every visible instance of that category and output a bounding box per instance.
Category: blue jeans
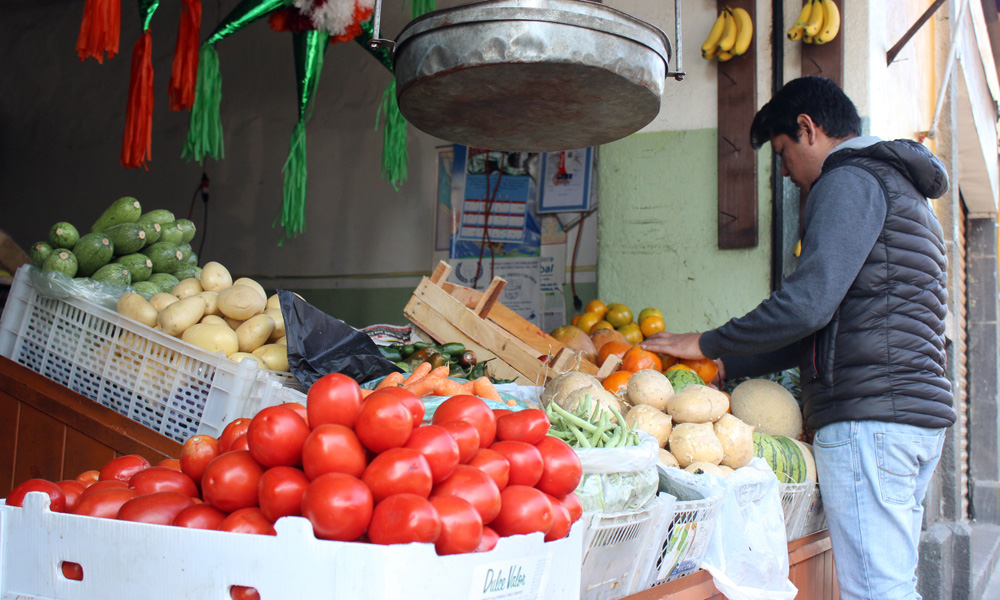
[812,420,946,600]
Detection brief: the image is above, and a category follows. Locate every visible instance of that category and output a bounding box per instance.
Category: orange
[617,322,643,345]
[681,358,720,384]
[575,311,602,335]
[637,307,663,324]
[665,363,696,374]
[605,303,634,328]
[657,353,679,370]
[585,299,608,320]
[602,370,633,396]
[590,320,615,332]
[597,341,632,367]
[571,314,581,327]
[639,315,666,338]
[622,345,663,372]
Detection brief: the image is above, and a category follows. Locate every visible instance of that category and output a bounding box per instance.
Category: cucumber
[103,222,148,255]
[72,232,115,277]
[137,209,176,226]
[138,221,161,247]
[91,196,142,232]
[438,343,466,357]
[132,281,161,298]
[49,222,80,249]
[175,219,196,244]
[92,263,132,285]
[142,241,182,274]
[30,241,54,267]
[42,250,78,277]
[118,253,153,282]
[148,272,180,293]
[173,264,200,281]
[159,221,185,245]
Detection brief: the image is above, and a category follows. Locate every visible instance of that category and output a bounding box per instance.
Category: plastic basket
[779,480,815,541]
[802,483,828,535]
[580,500,664,600]
[0,266,302,443]
[642,491,723,585]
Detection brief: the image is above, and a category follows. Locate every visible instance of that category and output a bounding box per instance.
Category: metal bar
[887,0,949,65]
[771,0,785,292]
[674,0,684,79]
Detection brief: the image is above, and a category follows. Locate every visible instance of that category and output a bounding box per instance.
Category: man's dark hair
[750,76,862,150]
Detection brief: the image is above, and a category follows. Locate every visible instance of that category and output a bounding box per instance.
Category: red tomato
[560,492,583,524]
[490,486,554,538]
[219,507,276,535]
[430,465,501,524]
[247,405,311,468]
[362,448,433,504]
[99,454,150,483]
[495,409,550,445]
[172,503,228,530]
[430,496,483,555]
[55,480,85,512]
[300,473,373,541]
[354,393,414,453]
[117,491,195,525]
[74,488,138,518]
[301,424,368,480]
[306,373,363,429]
[61,561,83,581]
[438,420,480,463]
[258,466,310,522]
[489,440,543,487]
[282,402,309,426]
[476,526,500,552]
[158,458,182,471]
[201,451,265,513]
[79,479,128,499]
[219,419,251,453]
[534,436,583,498]
[432,394,496,448]
[367,494,441,545]
[543,493,572,542]
[403,425,460,484]
[375,387,425,427]
[75,470,100,488]
[180,434,221,486]
[492,408,513,420]
[129,467,199,497]
[229,434,250,452]
[467,448,510,491]
[7,479,67,512]
[230,586,261,600]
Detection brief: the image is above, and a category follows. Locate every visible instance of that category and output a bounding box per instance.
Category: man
[642,76,956,600]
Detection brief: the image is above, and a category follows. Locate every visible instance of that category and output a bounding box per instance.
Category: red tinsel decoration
[268,8,316,34]
[331,3,373,45]
[76,0,121,63]
[121,31,154,169]
[168,0,202,111]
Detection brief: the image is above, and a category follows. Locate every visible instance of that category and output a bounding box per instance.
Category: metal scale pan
[370,0,683,152]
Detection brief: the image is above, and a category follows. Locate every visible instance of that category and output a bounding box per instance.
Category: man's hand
[640,331,706,360]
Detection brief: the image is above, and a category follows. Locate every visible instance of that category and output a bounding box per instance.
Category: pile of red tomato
[6,373,583,560]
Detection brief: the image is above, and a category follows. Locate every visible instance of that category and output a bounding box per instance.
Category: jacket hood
[826,139,950,199]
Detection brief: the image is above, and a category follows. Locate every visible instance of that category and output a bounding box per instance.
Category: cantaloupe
[668,422,724,468]
[665,384,729,423]
[713,413,755,469]
[729,379,803,439]
[626,369,674,411]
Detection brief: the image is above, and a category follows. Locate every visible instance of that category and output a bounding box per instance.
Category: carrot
[403,376,444,398]
[403,361,432,385]
[375,372,405,390]
[433,378,466,397]
[473,376,502,402]
[360,389,374,399]
[428,365,451,380]
[460,380,475,394]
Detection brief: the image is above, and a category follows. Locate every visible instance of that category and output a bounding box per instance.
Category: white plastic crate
[580,499,666,600]
[778,480,815,541]
[801,483,828,536]
[0,493,582,600]
[0,266,302,443]
[641,491,723,585]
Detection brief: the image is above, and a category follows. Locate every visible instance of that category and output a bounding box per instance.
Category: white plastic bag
[574,431,659,512]
[700,458,798,600]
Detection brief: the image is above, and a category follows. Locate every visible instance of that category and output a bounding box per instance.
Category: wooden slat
[801,0,844,87]
[13,402,65,485]
[0,391,20,495]
[62,428,116,482]
[473,277,506,319]
[430,261,452,284]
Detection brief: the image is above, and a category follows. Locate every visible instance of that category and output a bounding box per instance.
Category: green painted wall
[596,129,773,333]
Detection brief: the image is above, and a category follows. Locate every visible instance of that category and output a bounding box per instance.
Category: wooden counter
[623,529,839,600]
[0,355,182,496]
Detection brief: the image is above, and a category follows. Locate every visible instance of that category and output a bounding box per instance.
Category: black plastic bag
[279,290,402,391]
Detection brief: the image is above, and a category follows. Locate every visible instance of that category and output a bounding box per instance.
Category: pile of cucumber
[30,197,200,296]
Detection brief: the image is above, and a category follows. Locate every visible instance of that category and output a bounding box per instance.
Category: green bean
[550,403,599,433]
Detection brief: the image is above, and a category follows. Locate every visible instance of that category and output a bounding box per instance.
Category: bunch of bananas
[701,7,753,62]
[787,0,840,44]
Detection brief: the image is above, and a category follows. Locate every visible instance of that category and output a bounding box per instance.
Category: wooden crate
[404,262,619,385]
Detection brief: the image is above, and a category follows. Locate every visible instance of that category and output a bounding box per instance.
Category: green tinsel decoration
[181,45,224,163]
[410,0,436,18]
[376,79,408,190]
[279,120,308,244]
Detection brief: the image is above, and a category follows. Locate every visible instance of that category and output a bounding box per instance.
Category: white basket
[801,483,828,535]
[641,491,723,585]
[0,266,302,443]
[779,480,815,541]
[580,500,665,600]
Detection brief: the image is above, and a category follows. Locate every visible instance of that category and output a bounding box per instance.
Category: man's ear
[798,114,819,145]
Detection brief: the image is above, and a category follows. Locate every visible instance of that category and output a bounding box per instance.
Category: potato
[684,461,731,477]
[157,295,207,337]
[266,293,281,311]
[236,314,275,353]
[198,291,220,316]
[253,343,289,371]
[625,404,673,448]
[117,292,157,328]
[560,385,622,422]
[229,352,266,368]
[233,277,267,304]
[714,413,755,469]
[666,384,729,423]
[201,315,228,326]
[659,448,680,468]
[217,285,266,320]
[265,307,285,341]
[171,277,204,300]
[668,422,724,468]
[274,336,287,345]
[200,261,233,293]
[181,323,239,356]
[626,369,674,411]
[225,316,245,330]
[149,292,179,312]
